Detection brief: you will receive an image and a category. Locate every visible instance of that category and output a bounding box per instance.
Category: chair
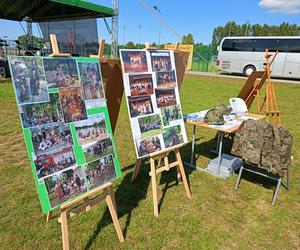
[229,98,248,115]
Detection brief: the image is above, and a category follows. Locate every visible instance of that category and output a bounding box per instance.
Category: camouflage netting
[231,119,293,177]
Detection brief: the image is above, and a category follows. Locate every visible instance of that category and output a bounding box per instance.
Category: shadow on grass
[84,161,150,249]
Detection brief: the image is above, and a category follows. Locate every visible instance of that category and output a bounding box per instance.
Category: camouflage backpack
[204,104,230,125]
[231,119,293,177]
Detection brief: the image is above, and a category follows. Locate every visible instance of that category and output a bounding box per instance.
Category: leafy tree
[126,41,135,49]
[182,33,194,44]
[18,35,43,50]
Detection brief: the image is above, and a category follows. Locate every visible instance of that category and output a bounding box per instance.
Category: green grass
[1,75,300,249]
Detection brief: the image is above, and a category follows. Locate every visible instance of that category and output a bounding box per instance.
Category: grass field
[1,75,300,249]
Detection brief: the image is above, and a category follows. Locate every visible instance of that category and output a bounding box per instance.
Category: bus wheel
[243,65,256,77]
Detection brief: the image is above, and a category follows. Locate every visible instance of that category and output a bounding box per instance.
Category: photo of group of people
[78,62,105,100]
[83,137,114,163]
[150,51,172,72]
[135,135,162,157]
[44,58,80,88]
[156,70,177,88]
[59,87,87,123]
[75,113,108,145]
[30,122,73,156]
[9,56,120,212]
[161,105,182,126]
[35,147,76,179]
[120,49,187,158]
[129,73,153,96]
[19,93,64,128]
[120,50,148,73]
[84,155,116,189]
[9,56,49,105]
[155,88,177,108]
[44,166,87,207]
[128,95,154,117]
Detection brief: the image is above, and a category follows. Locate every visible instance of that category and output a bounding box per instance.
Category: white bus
[217,36,300,78]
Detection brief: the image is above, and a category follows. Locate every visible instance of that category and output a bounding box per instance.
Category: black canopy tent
[0,0,115,56]
[0,0,114,22]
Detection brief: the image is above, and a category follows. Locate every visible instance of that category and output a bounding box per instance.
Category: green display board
[8,56,121,213]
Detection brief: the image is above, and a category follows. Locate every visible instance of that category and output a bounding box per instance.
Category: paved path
[186,71,300,85]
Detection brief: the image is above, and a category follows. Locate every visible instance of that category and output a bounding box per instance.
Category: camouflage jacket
[231,119,293,177]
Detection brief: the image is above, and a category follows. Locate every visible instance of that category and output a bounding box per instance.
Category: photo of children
[74,113,108,145]
[155,88,177,108]
[34,147,76,179]
[84,155,117,189]
[161,105,182,126]
[20,93,64,128]
[44,166,87,208]
[128,95,154,117]
[163,125,184,148]
[129,73,154,96]
[83,137,114,163]
[9,56,49,105]
[43,58,80,88]
[78,61,105,100]
[156,70,177,88]
[138,114,162,139]
[30,122,74,156]
[150,51,172,72]
[120,50,148,73]
[59,87,87,123]
[135,135,162,157]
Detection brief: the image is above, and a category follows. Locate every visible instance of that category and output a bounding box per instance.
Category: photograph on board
[135,135,162,157]
[163,125,184,148]
[34,147,76,179]
[44,166,87,208]
[84,154,117,189]
[9,56,49,105]
[83,137,114,163]
[155,88,177,108]
[150,51,172,72]
[138,114,162,139]
[127,95,154,118]
[129,73,154,96]
[59,87,87,123]
[43,58,80,88]
[30,122,73,156]
[156,70,177,88]
[78,61,105,100]
[160,105,182,126]
[74,113,108,145]
[120,50,148,73]
[19,93,64,128]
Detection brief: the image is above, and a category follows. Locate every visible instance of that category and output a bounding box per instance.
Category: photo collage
[8,56,119,211]
[120,49,187,158]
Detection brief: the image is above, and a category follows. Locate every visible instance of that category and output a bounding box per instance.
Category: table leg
[217,131,224,176]
[190,125,196,165]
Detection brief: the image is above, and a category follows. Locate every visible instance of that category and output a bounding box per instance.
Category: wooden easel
[132,144,192,217]
[238,50,281,126]
[46,34,124,249]
[264,49,282,126]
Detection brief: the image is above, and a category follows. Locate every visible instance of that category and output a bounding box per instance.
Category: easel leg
[175,149,192,199]
[46,212,52,222]
[176,166,182,182]
[131,159,142,181]
[106,188,125,242]
[150,157,159,217]
[60,209,69,250]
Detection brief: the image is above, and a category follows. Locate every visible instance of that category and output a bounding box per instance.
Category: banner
[164,44,194,70]
[120,49,188,158]
[8,56,121,213]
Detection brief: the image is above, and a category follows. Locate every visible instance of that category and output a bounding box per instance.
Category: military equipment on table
[204,104,231,125]
[231,119,293,177]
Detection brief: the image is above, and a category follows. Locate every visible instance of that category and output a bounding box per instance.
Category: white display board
[120,49,187,158]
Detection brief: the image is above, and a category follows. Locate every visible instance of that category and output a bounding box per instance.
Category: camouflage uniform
[231,119,293,177]
[204,104,231,125]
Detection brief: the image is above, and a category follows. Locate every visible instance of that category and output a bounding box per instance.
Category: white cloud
[259,0,300,14]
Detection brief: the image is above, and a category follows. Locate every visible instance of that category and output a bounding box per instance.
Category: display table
[184,112,266,178]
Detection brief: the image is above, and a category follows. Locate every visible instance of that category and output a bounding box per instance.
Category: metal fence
[191,55,218,72]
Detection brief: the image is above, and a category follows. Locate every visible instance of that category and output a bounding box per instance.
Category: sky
[1,0,300,45]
